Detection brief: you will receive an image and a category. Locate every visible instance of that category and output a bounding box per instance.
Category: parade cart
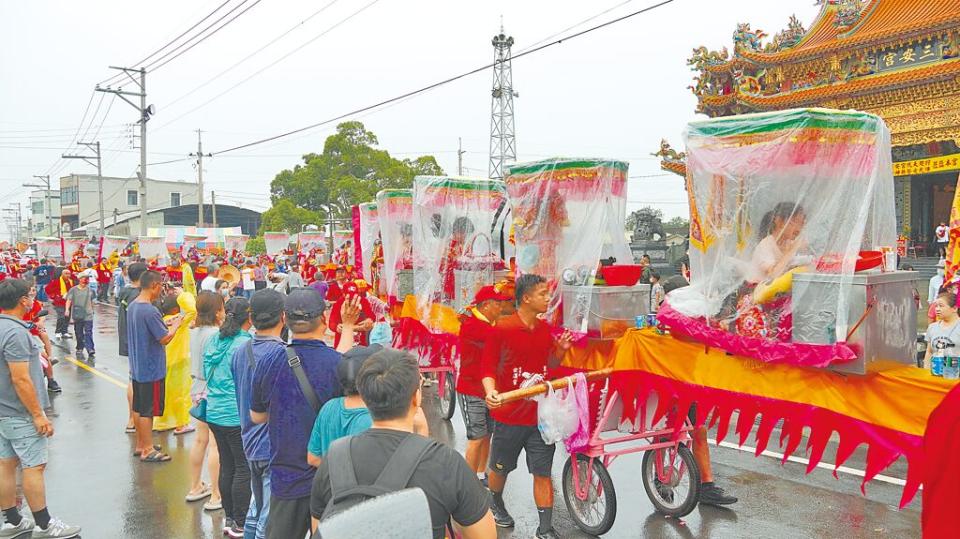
[490,111,958,536]
[505,158,637,325]
[394,176,509,420]
[376,189,414,307]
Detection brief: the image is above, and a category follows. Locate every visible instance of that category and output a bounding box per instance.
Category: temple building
[663,0,960,252]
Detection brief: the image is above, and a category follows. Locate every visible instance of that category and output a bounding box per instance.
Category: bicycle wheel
[641,443,700,517]
[562,454,617,535]
[437,371,456,420]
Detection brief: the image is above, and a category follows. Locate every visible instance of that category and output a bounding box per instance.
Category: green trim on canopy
[376,189,412,200]
[687,108,882,138]
[414,176,507,194]
[506,158,629,176]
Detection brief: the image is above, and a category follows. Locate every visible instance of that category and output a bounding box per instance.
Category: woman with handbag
[186,291,225,510]
[205,297,254,538]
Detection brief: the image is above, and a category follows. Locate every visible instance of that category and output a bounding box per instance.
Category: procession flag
[946,172,960,283]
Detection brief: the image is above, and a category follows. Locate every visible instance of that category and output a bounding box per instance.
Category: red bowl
[602,264,643,286]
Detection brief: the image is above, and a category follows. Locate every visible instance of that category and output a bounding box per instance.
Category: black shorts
[266,496,311,539]
[489,421,555,477]
[458,393,491,440]
[132,379,166,418]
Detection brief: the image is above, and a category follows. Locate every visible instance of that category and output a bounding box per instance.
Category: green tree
[245,237,265,255]
[260,199,323,234]
[269,121,444,218]
[664,215,690,234]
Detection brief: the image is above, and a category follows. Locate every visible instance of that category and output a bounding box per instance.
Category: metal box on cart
[453,269,509,312]
[561,284,651,340]
[791,270,918,375]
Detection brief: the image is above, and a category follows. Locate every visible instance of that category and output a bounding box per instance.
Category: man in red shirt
[457,285,511,484]
[45,268,75,339]
[325,266,349,304]
[482,274,572,539]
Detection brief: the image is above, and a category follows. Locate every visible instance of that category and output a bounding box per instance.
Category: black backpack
[320,434,435,521]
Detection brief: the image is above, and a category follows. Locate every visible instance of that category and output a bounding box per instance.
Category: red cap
[474,285,510,304]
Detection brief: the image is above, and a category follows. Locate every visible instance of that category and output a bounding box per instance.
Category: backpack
[320,434,435,521]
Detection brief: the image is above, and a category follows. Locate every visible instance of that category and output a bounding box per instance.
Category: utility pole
[211,191,218,227]
[190,129,211,227]
[97,67,153,236]
[63,141,104,238]
[25,175,52,236]
[488,22,518,180]
[458,137,465,176]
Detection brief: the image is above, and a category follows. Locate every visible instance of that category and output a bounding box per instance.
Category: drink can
[932,355,945,377]
[635,315,647,329]
[647,313,658,328]
[946,357,960,380]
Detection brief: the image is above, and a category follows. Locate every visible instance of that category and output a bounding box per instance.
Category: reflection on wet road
[42,304,919,538]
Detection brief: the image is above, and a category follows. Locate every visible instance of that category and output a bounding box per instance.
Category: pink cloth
[657,301,858,368]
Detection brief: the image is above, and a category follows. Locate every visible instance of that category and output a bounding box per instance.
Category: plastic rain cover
[412,176,508,321]
[666,108,896,366]
[357,202,381,286]
[505,158,633,322]
[333,230,354,266]
[376,189,414,303]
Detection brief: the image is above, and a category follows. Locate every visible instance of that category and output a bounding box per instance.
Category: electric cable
[98,0,237,87]
[211,0,675,155]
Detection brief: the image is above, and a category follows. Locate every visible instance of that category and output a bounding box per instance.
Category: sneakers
[74,350,84,361]
[0,517,35,539]
[222,518,235,534]
[225,524,244,538]
[489,498,514,528]
[88,351,96,360]
[47,379,62,393]
[32,518,81,539]
[535,528,560,539]
[700,483,738,506]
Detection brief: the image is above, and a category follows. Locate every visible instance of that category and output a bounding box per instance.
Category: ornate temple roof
[739,1,960,64]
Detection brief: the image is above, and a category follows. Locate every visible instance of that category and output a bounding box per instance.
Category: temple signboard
[893,153,960,177]
[875,37,949,73]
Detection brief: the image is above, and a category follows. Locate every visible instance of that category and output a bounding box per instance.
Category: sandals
[203,499,223,511]
[174,425,196,435]
[132,445,162,457]
[185,484,212,502]
[124,426,136,434]
[140,450,172,463]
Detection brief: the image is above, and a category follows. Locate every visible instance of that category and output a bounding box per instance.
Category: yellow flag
[945,172,960,283]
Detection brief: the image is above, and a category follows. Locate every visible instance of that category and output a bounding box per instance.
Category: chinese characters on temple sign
[892,153,960,177]
[875,38,946,72]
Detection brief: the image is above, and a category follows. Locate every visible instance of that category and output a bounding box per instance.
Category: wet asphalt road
[37,303,921,538]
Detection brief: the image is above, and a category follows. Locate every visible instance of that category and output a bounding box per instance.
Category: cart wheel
[437,371,456,420]
[641,443,700,518]
[561,454,617,536]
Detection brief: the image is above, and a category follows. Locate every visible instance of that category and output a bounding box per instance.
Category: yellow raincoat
[153,292,197,431]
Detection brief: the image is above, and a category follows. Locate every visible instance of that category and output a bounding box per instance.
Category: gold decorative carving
[892,126,960,146]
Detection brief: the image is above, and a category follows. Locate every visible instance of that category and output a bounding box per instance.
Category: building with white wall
[58,174,199,234]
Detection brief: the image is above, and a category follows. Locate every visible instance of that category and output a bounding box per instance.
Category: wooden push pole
[497,368,614,404]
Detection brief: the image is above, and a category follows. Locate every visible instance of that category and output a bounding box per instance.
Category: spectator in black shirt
[310,349,494,539]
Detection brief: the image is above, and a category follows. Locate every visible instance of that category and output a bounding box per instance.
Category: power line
[155,0,380,131]
[146,0,265,73]
[98,0,237,87]
[210,0,675,156]
[164,0,342,110]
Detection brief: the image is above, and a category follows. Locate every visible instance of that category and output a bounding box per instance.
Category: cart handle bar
[497,368,614,404]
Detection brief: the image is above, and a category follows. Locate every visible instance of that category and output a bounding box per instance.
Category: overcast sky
[0,0,821,236]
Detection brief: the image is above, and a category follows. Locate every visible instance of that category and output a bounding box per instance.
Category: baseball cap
[285,287,326,319]
[250,289,285,325]
[474,285,510,304]
[338,344,384,391]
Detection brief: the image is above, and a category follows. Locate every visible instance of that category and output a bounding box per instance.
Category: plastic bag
[535,378,579,445]
[563,373,591,453]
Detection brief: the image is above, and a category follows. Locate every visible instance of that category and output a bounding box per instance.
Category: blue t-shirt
[203,330,251,428]
[126,300,169,382]
[33,265,53,285]
[307,397,372,457]
[231,336,279,462]
[250,338,342,500]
